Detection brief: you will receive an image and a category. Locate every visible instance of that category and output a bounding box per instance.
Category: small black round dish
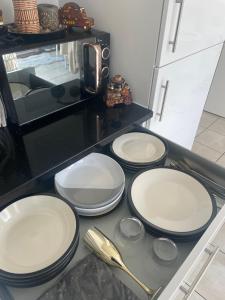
[128,167,217,242]
[110,131,168,171]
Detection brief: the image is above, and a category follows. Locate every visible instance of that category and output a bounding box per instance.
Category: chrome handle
[169,0,184,53]
[83,43,102,94]
[180,247,220,299]
[156,80,169,122]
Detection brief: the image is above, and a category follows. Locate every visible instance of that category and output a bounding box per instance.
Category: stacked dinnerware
[110,132,167,171]
[128,167,217,241]
[0,194,79,287]
[12,0,40,33]
[55,153,125,216]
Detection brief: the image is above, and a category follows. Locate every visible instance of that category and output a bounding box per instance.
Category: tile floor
[192,111,225,167]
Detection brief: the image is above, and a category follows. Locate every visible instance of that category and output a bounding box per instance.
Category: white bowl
[0,195,77,274]
[55,153,125,209]
[76,185,124,216]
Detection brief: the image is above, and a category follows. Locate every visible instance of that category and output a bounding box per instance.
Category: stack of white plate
[0,194,79,287]
[110,132,167,171]
[128,167,217,241]
[55,153,125,216]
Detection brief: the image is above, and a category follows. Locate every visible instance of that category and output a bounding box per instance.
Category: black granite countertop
[0,97,152,205]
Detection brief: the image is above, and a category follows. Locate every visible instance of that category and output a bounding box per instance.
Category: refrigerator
[67,0,225,149]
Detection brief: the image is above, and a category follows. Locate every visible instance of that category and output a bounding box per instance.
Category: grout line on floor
[195,127,206,138]
[216,151,225,162]
[205,127,225,138]
[193,140,224,154]
[199,111,220,130]
[202,116,219,130]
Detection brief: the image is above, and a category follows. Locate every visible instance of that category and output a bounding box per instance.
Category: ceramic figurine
[0,9,3,26]
[105,75,133,108]
[59,2,94,30]
[0,9,7,35]
[38,4,59,32]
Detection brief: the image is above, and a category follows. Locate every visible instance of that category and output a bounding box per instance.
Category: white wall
[2,0,163,107]
[59,0,164,107]
[1,0,59,23]
[1,0,14,24]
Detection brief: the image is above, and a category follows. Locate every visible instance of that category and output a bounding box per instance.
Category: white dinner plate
[55,153,125,208]
[0,195,77,274]
[130,168,214,233]
[112,132,166,164]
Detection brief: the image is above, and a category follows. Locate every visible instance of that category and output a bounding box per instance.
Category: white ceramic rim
[0,195,77,274]
[131,168,213,233]
[55,152,125,190]
[112,132,166,163]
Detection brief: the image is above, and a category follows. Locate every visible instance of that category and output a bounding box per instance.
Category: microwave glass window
[2,38,96,124]
[3,42,81,100]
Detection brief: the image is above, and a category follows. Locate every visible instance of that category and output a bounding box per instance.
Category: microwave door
[83,43,102,94]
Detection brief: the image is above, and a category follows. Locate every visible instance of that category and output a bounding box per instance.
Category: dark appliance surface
[0,29,110,126]
[0,98,152,205]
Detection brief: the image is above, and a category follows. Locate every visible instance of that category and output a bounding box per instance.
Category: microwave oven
[0,30,110,126]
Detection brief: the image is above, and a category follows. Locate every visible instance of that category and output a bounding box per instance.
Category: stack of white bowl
[55,153,125,216]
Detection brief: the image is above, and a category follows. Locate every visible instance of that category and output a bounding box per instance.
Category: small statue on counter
[0,9,7,35]
[105,75,133,108]
[0,9,3,26]
[59,2,94,30]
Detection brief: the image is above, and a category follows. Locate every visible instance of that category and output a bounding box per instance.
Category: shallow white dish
[0,195,76,274]
[130,168,214,233]
[112,132,166,164]
[55,153,125,208]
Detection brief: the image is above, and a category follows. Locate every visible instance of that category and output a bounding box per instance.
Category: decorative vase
[38,4,59,31]
[12,0,40,33]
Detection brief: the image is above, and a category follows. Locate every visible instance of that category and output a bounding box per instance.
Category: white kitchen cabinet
[150,43,223,149]
[68,0,225,148]
[157,0,225,67]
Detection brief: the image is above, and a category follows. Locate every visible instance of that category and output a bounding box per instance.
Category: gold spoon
[83,227,162,299]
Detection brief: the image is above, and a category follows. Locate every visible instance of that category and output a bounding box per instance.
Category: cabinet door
[150,44,222,149]
[157,0,225,66]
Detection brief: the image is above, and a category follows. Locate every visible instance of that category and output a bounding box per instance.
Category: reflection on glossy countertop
[0,98,151,200]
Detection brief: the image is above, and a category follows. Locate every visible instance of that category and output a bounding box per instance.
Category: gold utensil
[83,227,162,299]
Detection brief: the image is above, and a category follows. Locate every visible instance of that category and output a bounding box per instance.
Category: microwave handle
[83,43,102,94]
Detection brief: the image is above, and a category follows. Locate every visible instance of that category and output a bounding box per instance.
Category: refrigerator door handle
[156,80,169,122]
[169,0,184,53]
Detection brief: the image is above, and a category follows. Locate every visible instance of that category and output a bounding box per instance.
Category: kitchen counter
[0,97,152,206]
